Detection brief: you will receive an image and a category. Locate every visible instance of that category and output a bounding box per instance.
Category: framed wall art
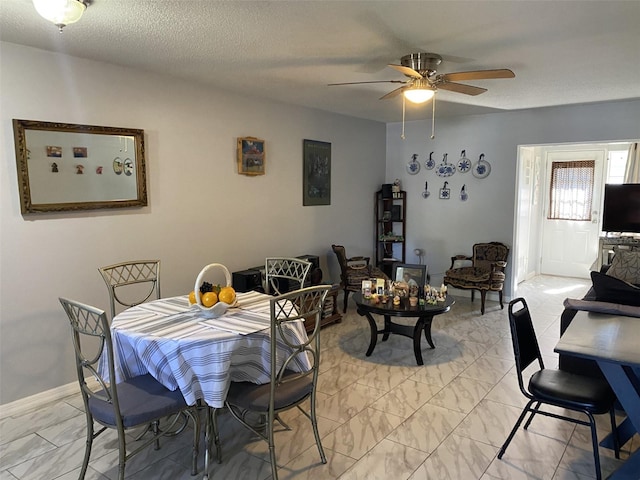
[237,137,265,175]
[303,139,331,206]
[12,119,147,214]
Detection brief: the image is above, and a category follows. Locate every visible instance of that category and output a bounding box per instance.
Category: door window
[548,160,595,221]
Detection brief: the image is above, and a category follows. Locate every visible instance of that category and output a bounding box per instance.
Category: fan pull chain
[401,95,406,140]
[430,93,436,139]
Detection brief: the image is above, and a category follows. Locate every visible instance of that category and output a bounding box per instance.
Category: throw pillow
[606,249,640,285]
[591,271,640,307]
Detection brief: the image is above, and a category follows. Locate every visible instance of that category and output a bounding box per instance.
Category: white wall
[0,43,386,405]
[2,41,639,407]
[386,99,640,291]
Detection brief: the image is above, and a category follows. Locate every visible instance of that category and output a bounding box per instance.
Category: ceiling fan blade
[328,80,406,86]
[388,63,423,79]
[380,86,406,100]
[442,69,515,82]
[438,82,487,96]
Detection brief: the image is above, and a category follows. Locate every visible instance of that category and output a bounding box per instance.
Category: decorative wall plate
[436,153,456,177]
[425,151,436,170]
[472,153,491,179]
[460,184,468,201]
[406,153,420,175]
[457,150,471,173]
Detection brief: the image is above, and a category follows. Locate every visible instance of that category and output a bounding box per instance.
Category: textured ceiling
[1,0,639,123]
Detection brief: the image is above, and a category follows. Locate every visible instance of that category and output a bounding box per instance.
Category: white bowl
[193,263,236,318]
[196,300,233,319]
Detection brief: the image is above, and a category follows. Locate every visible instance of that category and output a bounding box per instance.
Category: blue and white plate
[472,154,491,179]
[406,154,420,175]
[457,150,471,173]
[425,152,436,170]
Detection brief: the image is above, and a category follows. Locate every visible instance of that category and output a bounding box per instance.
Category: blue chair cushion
[226,371,313,412]
[89,374,188,428]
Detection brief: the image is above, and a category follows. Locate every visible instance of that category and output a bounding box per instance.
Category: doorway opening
[513,141,633,291]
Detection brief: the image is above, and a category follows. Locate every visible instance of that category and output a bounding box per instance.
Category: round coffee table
[354,292,455,365]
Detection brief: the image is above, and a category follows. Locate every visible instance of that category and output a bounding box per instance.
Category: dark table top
[555,310,640,366]
[354,292,454,317]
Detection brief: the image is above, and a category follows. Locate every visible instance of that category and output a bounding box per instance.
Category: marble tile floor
[1,275,639,480]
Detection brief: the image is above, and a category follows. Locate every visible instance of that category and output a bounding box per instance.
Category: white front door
[540,149,605,278]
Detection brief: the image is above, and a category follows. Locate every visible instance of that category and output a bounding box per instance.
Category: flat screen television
[601,183,640,234]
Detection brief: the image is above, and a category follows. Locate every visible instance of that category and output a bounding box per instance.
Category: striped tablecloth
[101,291,310,408]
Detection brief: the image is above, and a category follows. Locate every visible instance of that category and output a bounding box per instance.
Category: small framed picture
[73,147,88,158]
[303,139,331,206]
[237,137,265,176]
[46,146,62,157]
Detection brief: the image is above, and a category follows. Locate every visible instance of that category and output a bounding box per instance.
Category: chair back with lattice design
[59,297,123,426]
[99,260,161,319]
[264,257,311,295]
[269,285,330,407]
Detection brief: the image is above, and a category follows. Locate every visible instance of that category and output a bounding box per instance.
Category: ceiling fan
[329,52,515,102]
[329,52,515,139]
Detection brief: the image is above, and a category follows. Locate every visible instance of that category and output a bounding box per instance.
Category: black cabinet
[375,189,406,277]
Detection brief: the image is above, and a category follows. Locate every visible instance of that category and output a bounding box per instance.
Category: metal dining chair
[98,260,160,319]
[264,257,312,295]
[498,297,619,480]
[59,297,200,480]
[219,285,330,480]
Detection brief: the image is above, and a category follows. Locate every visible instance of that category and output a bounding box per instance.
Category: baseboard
[0,381,84,419]
[445,288,502,302]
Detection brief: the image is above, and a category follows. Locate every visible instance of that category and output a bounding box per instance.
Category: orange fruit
[188,291,197,305]
[218,286,236,305]
[201,291,218,307]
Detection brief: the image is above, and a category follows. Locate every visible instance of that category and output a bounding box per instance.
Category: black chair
[220,285,330,480]
[498,297,619,480]
[59,297,200,480]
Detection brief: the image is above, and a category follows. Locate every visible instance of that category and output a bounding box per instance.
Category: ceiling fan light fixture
[403,88,435,104]
[33,0,86,32]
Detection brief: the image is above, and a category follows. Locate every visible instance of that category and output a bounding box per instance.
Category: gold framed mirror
[13,119,147,214]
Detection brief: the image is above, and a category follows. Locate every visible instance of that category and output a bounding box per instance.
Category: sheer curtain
[548,160,595,221]
[624,142,640,183]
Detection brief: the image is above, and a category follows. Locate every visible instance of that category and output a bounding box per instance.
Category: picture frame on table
[237,137,265,176]
[392,263,427,288]
[303,139,331,206]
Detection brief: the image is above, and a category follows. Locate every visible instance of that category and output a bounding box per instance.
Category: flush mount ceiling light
[403,80,435,104]
[33,0,87,32]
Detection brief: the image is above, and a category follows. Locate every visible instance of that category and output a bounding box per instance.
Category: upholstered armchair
[443,242,509,315]
[332,244,388,313]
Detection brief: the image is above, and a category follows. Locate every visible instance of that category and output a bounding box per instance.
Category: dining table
[98,289,312,479]
[100,290,311,409]
[554,310,640,480]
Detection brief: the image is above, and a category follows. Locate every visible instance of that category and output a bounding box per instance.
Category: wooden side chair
[443,242,509,314]
[331,244,388,312]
